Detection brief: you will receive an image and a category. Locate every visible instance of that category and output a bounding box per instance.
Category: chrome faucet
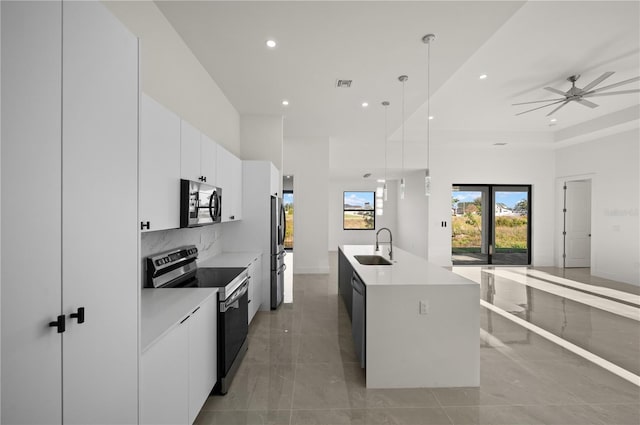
[375,227,393,260]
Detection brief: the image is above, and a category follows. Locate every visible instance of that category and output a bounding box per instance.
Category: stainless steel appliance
[270,195,286,309]
[146,245,248,395]
[180,179,222,228]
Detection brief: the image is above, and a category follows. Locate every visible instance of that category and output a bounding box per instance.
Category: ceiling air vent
[335,79,352,88]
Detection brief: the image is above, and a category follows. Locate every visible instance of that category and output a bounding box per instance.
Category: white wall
[396,146,557,267]
[395,170,431,260]
[555,129,639,285]
[283,137,329,273]
[240,115,283,172]
[103,0,240,155]
[328,179,398,251]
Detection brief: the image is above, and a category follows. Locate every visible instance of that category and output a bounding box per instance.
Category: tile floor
[195,253,640,424]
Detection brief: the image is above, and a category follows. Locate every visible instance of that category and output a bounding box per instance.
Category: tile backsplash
[140,225,222,287]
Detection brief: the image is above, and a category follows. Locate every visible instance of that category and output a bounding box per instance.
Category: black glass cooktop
[164,267,246,289]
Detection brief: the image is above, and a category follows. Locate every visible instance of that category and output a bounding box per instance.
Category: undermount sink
[354,255,393,265]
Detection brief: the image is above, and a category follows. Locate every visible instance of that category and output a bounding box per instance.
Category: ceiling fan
[513,72,640,116]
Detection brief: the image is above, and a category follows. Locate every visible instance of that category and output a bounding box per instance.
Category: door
[452,185,531,265]
[564,180,592,267]
[62,1,139,422]
[1,2,64,423]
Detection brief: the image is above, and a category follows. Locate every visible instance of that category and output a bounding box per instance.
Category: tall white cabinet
[1,1,139,424]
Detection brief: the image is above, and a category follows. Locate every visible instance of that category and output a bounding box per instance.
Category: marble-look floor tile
[290,409,366,425]
[444,404,604,425]
[364,407,453,424]
[194,410,291,425]
[590,403,640,425]
[291,362,351,409]
[202,363,295,411]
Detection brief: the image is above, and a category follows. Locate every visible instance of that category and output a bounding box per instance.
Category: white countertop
[198,251,262,268]
[141,288,218,352]
[340,244,476,287]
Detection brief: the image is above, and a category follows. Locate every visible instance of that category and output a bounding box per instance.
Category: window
[343,191,375,230]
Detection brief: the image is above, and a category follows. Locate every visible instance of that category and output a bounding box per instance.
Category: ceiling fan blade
[576,98,599,108]
[585,76,640,94]
[544,87,567,96]
[515,99,565,116]
[546,100,570,116]
[581,71,615,92]
[512,98,565,106]
[583,89,640,97]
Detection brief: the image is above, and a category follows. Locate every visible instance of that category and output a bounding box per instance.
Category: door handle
[49,315,66,333]
[70,307,85,324]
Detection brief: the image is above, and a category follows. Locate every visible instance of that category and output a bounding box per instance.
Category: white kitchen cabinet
[141,319,189,425]
[181,120,218,185]
[223,161,280,312]
[188,296,218,424]
[216,144,242,222]
[140,93,181,232]
[141,295,217,425]
[247,255,263,323]
[1,1,139,424]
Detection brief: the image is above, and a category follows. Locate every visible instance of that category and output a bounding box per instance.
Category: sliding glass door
[452,185,531,265]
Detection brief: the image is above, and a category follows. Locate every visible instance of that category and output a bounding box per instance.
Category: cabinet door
[61,2,139,423]
[216,144,233,222]
[249,256,263,323]
[181,119,202,182]
[140,94,181,232]
[201,134,218,186]
[141,321,189,425]
[1,2,64,423]
[231,154,243,220]
[188,296,218,423]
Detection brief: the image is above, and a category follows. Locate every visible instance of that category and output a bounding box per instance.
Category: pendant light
[422,34,435,196]
[398,75,408,200]
[382,101,390,201]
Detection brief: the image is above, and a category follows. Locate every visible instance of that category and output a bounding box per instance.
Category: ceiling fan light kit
[513,72,640,116]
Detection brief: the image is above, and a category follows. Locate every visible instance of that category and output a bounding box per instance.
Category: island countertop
[339,244,476,287]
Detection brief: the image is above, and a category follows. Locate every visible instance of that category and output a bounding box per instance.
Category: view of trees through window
[283,192,293,249]
[452,185,530,265]
[343,191,375,230]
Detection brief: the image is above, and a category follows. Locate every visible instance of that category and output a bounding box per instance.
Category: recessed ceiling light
[550,118,557,123]
[362,102,369,108]
[377,179,386,183]
[281,100,289,106]
[479,74,488,80]
[266,40,277,48]
[428,116,434,120]
[493,142,507,146]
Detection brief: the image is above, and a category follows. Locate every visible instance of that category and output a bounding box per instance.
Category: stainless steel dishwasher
[351,272,366,368]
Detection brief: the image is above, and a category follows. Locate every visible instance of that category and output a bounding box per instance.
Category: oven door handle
[220,278,249,312]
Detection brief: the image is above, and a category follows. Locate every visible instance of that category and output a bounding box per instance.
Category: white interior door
[61,2,139,423]
[565,180,592,268]
[1,2,63,423]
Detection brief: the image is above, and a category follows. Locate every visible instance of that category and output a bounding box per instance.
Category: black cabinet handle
[141,221,150,230]
[229,215,235,220]
[70,307,85,324]
[49,315,65,333]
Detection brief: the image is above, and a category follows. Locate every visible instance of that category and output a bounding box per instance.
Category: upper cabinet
[140,94,181,232]
[216,144,242,222]
[181,120,217,186]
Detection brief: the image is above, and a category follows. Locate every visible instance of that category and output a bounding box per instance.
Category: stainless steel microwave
[180,179,222,227]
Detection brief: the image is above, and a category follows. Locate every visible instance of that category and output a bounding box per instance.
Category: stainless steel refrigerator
[270,195,286,309]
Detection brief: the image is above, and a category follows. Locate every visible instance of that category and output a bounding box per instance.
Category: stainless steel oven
[146,246,249,395]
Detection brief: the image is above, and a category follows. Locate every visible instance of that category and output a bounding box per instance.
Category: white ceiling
[157,0,640,175]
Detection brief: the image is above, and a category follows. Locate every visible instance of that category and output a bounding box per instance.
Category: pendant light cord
[426,39,430,172]
[401,78,406,173]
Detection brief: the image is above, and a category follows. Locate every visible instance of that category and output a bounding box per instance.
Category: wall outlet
[419,300,429,315]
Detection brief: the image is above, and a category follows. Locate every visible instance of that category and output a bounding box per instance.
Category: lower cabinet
[141,295,217,425]
[247,255,263,324]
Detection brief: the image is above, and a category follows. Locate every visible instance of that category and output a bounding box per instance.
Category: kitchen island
[339,245,480,389]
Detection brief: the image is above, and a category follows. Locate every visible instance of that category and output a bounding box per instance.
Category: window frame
[343,191,376,230]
